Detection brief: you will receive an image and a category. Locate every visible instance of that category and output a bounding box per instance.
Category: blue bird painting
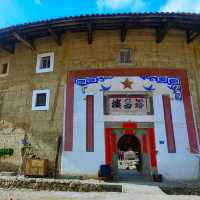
[143,84,155,92]
[100,84,111,92]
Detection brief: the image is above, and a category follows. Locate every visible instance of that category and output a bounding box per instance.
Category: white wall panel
[154,95,199,180]
[62,77,200,180]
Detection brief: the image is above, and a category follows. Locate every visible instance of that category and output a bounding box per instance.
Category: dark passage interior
[117,135,142,173]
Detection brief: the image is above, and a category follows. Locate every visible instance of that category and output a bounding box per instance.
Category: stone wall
[0,177,122,192]
[0,29,200,174]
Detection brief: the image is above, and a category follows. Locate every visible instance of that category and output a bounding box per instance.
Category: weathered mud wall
[0,29,199,174]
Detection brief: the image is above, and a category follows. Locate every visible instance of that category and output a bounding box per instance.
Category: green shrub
[0,148,14,157]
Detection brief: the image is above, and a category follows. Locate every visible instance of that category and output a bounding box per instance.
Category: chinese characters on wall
[106,95,151,114]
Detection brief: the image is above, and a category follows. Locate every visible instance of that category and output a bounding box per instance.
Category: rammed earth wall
[0,29,200,174]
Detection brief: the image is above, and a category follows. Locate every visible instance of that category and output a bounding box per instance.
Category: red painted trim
[123,122,137,135]
[182,77,199,153]
[148,128,157,168]
[142,134,148,154]
[64,74,74,151]
[123,129,134,135]
[65,68,198,153]
[68,68,187,78]
[105,128,112,166]
[162,95,176,153]
[86,95,94,152]
[111,134,117,154]
[122,122,137,129]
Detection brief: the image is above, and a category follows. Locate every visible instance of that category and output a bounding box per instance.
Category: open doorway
[105,122,156,181]
[117,134,141,171]
[117,134,142,180]
[105,122,157,181]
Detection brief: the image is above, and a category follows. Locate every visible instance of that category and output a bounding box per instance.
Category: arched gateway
[105,122,157,180]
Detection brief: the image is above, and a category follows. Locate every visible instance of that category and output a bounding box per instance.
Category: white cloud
[97,0,145,12]
[160,0,200,13]
[35,0,42,5]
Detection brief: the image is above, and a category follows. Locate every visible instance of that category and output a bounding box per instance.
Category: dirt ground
[1,183,200,200]
[1,172,200,200]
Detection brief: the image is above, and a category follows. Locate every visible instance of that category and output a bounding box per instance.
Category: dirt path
[0,184,200,200]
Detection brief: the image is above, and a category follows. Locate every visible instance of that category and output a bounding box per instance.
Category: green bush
[0,148,14,157]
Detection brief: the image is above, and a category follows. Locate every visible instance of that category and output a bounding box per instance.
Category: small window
[36,52,54,73]
[0,63,9,76]
[40,56,51,69]
[119,49,132,64]
[35,93,47,106]
[32,89,50,111]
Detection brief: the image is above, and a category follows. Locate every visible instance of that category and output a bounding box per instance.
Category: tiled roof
[1,12,200,33]
[0,12,200,53]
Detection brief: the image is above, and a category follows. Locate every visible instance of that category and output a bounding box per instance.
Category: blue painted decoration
[140,76,182,100]
[75,76,113,86]
[159,140,165,144]
[100,84,111,92]
[143,84,156,92]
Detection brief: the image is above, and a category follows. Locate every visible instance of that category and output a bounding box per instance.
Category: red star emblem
[121,78,133,89]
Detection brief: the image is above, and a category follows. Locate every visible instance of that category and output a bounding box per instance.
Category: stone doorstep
[0,177,122,193]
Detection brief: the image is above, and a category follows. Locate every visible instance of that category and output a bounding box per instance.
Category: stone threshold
[0,176,122,192]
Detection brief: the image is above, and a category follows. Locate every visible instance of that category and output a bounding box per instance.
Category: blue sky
[0,0,200,29]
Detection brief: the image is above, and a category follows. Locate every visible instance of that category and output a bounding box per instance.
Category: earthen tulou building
[0,13,200,181]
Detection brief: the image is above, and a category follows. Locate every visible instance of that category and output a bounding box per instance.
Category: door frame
[105,127,157,173]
